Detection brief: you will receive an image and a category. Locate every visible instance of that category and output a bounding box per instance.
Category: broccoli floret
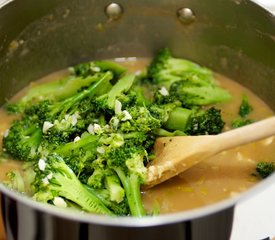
[5,72,110,114]
[105,145,147,217]
[53,132,99,176]
[146,48,231,106]
[85,187,129,216]
[185,107,225,135]
[2,116,42,161]
[72,60,126,80]
[37,71,113,122]
[255,162,275,179]
[94,74,136,115]
[147,48,220,89]
[239,95,253,118]
[147,48,213,88]
[231,118,254,129]
[231,95,254,128]
[33,154,115,216]
[87,159,125,204]
[117,106,161,134]
[169,80,231,107]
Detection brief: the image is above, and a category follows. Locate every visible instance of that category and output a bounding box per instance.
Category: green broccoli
[169,80,231,107]
[186,107,225,135]
[147,48,214,89]
[5,70,112,114]
[2,49,235,217]
[105,145,148,217]
[93,74,136,115]
[239,95,253,118]
[231,95,254,128]
[231,118,254,129]
[33,154,115,216]
[72,60,126,80]
[255,162,275,179]
[2,116,42,161]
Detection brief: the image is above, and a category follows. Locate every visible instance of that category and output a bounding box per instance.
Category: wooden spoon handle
[215,116,275,153]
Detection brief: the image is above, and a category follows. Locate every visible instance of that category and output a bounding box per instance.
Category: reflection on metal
[177,7,196,24]
[105,3,123,21]
[0,0,13,9]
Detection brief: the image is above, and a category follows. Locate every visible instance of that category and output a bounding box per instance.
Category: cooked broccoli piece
[35,71,113,122]
[33,154,115,216]
[105,145,147,217]
[52,132,99,176]
[239,95,253,118]
[169,80,231,107]
[94,74,136,115]
[186,107,225,135]
[2,116,42,161]
[72,60,126,80]
[150,104,224,135]
[85,187,129,216]
[147,48,214,89]
[164,107,193,132]
[87,160,125,204]
[5,71,110,114]
[146,48,231,106]
[231,118,254,129]
[117,106,161,133]
[231,95,254,128]
[255,162,275,179]
[5,162,36,194]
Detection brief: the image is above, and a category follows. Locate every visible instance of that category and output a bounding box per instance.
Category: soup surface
[0,58,274,215]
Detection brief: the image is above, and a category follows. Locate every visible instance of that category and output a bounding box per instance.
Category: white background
[0,0,275,239]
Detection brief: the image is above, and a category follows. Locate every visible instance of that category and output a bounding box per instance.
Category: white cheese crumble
[97,146,105,154]
[87,123,102,135]
[121,110,132,121]
[42,177,49,185]
[91,66,101,72]
[71,112,80,126]
[38,159,46,171]
[110,117,119,129]
[42,121,54,133]
[3,129,9,138]
[47,172,53,180]
[87,124,94,135]
[115,99,122,115]
[53,197,67,208]
[74,136,81,143]
[159,86,169,96]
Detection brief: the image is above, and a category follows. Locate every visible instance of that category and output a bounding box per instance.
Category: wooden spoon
[144,116,275,189]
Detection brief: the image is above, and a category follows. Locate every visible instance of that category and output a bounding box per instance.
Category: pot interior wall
[0,0,275,108]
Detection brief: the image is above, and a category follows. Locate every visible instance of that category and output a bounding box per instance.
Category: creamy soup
[0,58,274,215]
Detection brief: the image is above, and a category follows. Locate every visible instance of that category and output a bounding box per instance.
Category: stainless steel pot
[0,0,275,239]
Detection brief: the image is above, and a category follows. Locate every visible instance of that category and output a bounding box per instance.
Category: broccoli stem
[35,155,115,216]
[51,71,113,118]
[107,74,136,108]
[114,167,145,217]
[52,172,114,216]
[104,174,125,203]
[165,107,192,132]
[54,134,98,156]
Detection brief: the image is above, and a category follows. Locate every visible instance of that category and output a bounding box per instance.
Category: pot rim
[0,0,274,228]
[1,173,274,227]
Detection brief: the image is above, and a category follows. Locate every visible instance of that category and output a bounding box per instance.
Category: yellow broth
[0,58,274,215]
